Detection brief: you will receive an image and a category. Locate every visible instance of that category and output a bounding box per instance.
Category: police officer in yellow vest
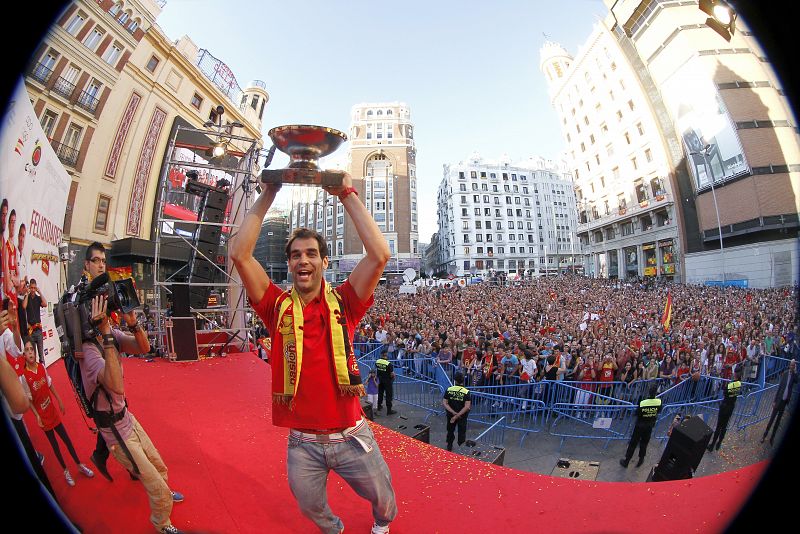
[708,367,743,452]
[375,350,397,415]
[620,383,662,468]
[443,372,472,451]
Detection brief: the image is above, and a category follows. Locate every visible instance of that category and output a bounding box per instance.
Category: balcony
[52,140,79,167]
[29,62,53,85]
[52,76,76,100]
[75,90,99,114]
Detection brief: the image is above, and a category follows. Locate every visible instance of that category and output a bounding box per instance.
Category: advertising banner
[1,79,72,366]
[661,57,749,189]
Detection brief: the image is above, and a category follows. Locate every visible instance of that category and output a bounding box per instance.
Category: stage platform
[15,352,776,533]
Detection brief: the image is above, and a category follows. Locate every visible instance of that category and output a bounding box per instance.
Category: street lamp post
[693,143,727,283]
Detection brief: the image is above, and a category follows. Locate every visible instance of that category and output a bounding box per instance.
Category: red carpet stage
[22,353,770,533]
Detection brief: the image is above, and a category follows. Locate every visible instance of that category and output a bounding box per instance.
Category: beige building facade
[288,101,421,282]
[540,27,681,281]
[24,0,267,293]
[604,0,799,287]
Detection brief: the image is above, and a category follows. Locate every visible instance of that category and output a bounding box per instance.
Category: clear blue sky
[156,0,608,241]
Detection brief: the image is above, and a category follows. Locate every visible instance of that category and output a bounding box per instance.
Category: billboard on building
[1,79,72,366]
[661,57,749,190]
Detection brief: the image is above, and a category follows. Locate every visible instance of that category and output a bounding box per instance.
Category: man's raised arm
[229,184,282,304]
[325,174,390,301]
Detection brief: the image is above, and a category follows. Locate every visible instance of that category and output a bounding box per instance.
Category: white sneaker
[64,469,75,487]
[78,463,95,478]
[371,523,390,534]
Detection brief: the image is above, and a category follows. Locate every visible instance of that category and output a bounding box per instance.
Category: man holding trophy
[230,126,398,534]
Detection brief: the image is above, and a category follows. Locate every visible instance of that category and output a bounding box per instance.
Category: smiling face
[287,236,328,299]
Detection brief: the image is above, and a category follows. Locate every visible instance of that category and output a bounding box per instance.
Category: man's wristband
[337,187,358,202]
[102,334,116,346]
[127,321,142,333]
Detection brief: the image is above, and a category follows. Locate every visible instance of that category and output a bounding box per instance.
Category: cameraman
[77,242,185,534]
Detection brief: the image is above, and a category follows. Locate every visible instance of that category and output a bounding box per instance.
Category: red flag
[661,292,673,332]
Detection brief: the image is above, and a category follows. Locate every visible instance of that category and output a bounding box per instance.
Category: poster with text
[661,57,749,190]
[1,79,71,366]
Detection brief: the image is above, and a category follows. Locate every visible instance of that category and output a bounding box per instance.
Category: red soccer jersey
[6,353,24,376]
[23,363,60,431]
[600,363,615,382]
[252,280,371,430]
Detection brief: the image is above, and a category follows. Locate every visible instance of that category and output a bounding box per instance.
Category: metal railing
[51,140,79,167]
[29,62,53,85]
[358,352,796,452]
[52,76,76,100]
[76,90,99,113]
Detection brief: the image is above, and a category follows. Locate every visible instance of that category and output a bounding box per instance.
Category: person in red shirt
[20,337,94,487]
[575,356,596,418]
[230,174,396,534]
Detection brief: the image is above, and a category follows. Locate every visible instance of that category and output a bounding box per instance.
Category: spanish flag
[661,291,673,332]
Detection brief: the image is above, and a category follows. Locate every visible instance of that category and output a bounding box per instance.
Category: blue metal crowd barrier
[357,349,792,454]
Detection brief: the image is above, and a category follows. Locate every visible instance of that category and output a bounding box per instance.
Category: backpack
[62,345,99,421]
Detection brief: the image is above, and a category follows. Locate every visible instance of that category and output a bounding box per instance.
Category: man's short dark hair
[454,371,464,384]
[29,278,36,286]
[285,228,328,259]
[85,241,106,262]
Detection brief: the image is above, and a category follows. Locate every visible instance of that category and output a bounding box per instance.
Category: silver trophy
[260,125,347,186]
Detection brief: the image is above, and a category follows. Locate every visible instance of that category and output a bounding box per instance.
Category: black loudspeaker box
[201,206,225,224]
[395,419,430,443]
[461,441,506,466]
[652,414,712,481]
[172,285,190,317]
[169,317,198,361]
[204,190,228,211]
[196,224,221,245]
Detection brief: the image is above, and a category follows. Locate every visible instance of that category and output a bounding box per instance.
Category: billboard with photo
[660,57,749,189]
[1,79,72,366]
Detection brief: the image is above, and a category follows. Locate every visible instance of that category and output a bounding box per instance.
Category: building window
[64,12,86,35]
[40,110,58,138]
[101,42,123,65]
[84,27,105,50]
[191,93,203,109]
[94,195,111,232]
[146,55,160,72]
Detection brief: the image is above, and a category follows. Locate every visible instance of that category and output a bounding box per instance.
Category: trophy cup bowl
[261,125,348,186]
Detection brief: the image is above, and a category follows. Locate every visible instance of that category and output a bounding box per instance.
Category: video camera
[54,273,141,349]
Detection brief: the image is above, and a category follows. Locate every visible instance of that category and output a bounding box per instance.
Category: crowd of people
[354,276,798,395]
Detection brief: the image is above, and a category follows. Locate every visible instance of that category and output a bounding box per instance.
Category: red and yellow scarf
[272,280,364,406]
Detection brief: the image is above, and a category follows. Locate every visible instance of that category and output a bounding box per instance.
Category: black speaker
[195,224,221,245]
[201,205,225,224]
[168,317,198,361]
[192,241,219,261]
[172,285,190,317]
[204,190,228,211]
[189,288,210,311]
[460,441,506,466]
[191,259,218,281]
[652,415,712,481]
[394,419,430,443]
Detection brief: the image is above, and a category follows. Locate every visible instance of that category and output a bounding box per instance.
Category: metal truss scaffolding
[152,125,261,359]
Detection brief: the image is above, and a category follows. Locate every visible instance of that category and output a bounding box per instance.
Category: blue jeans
[287,422,397,533]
